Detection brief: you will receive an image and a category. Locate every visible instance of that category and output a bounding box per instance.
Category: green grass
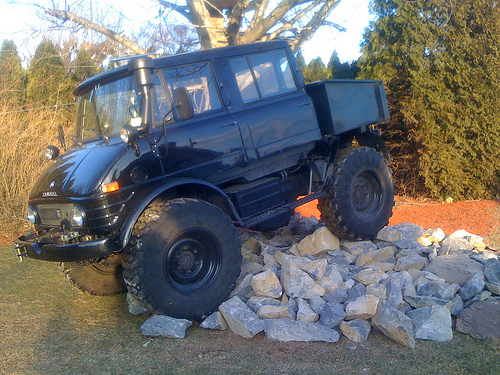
[1,244,499,375]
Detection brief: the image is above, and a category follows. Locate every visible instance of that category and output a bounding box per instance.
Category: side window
[231,49,297,103]
[230,57,259,103]
[162,63,222,116]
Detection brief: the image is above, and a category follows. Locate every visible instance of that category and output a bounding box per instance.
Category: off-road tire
[57,253,126,296]
[318,147,394,240]
[122,198,242,320]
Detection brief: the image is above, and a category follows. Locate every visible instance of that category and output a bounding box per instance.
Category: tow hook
[14,244,27,262]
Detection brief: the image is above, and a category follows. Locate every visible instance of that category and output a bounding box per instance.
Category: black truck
[14,41,394,320]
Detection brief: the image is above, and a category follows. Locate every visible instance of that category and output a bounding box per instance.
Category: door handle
[221,121,237,128]
[298,102,311,107]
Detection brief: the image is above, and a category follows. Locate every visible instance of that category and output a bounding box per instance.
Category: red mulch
[295,196,500,238]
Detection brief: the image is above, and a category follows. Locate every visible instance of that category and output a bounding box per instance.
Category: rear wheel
[122,198,242,320]
[58,253,126,296]
[318,147,394,240]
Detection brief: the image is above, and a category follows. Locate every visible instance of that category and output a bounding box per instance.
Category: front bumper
[14,231,118,262]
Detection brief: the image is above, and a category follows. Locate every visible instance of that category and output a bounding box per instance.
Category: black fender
[118,178,243,250]
[354,128,391,162]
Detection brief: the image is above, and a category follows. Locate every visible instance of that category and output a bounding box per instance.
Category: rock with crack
[264,318,340,342]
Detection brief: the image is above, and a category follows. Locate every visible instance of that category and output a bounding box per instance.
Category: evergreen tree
[26,40,73,107]
[0,40,25,107]
[303,57,330,84]
[359,0,500,199]
[327,51,359,79]
[72,48,100,83]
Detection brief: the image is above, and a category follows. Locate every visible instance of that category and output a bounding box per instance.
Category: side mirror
[173,87,194,121]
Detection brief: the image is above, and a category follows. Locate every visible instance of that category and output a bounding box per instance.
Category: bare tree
[36,0,344,53]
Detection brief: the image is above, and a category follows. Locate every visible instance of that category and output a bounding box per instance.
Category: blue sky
[0,0,373,64]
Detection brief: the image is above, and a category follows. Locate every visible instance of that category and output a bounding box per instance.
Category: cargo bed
[305,80,390,136]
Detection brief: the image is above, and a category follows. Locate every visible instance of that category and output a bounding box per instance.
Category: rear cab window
[229,49,297,104]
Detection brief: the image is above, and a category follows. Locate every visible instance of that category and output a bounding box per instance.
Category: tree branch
[43,8,146,54]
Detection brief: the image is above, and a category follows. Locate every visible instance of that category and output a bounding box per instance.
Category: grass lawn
[1,244,499,375]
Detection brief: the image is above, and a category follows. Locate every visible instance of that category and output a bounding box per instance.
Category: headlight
[45,145,60,160]
[120,125,139,144]
[71,205,85,227]
[27,206,39,224]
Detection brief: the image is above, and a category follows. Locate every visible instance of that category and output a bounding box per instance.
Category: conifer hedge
[359,0,500,199]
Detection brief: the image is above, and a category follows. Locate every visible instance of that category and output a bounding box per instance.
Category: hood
[30,143,126,199]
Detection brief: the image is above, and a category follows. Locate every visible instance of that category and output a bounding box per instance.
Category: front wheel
[318,147,394,240]
[122,198,242,320]
[57,253,126,296]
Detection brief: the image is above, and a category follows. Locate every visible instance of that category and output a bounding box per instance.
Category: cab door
[154,62,248,183]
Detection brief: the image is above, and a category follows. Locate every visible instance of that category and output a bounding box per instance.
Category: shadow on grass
[1,245,499,375]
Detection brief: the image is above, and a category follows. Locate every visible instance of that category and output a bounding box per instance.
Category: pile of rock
[137,215,500,346]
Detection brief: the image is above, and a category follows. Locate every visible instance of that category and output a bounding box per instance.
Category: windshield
[74,75,142,142]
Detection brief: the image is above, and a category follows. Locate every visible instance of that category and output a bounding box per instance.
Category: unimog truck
[14,41,394,320]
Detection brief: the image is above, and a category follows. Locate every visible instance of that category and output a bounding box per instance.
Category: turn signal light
[101,181,120,193]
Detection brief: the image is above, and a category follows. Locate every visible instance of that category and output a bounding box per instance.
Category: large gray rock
[265,319,340,343]
[140,315,193,338]
[459,272,486,301]
[456,298,500,339]
[424,253,484,286]
[339,319,371,343]
[251,269,283,298]
[219,296,266,338]
[484,259,500,295]
[372,301,415,348]
[377,223,424,243]
[407,306,453,342]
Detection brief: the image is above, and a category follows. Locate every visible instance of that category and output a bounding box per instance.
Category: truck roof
[74,40,292,96]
